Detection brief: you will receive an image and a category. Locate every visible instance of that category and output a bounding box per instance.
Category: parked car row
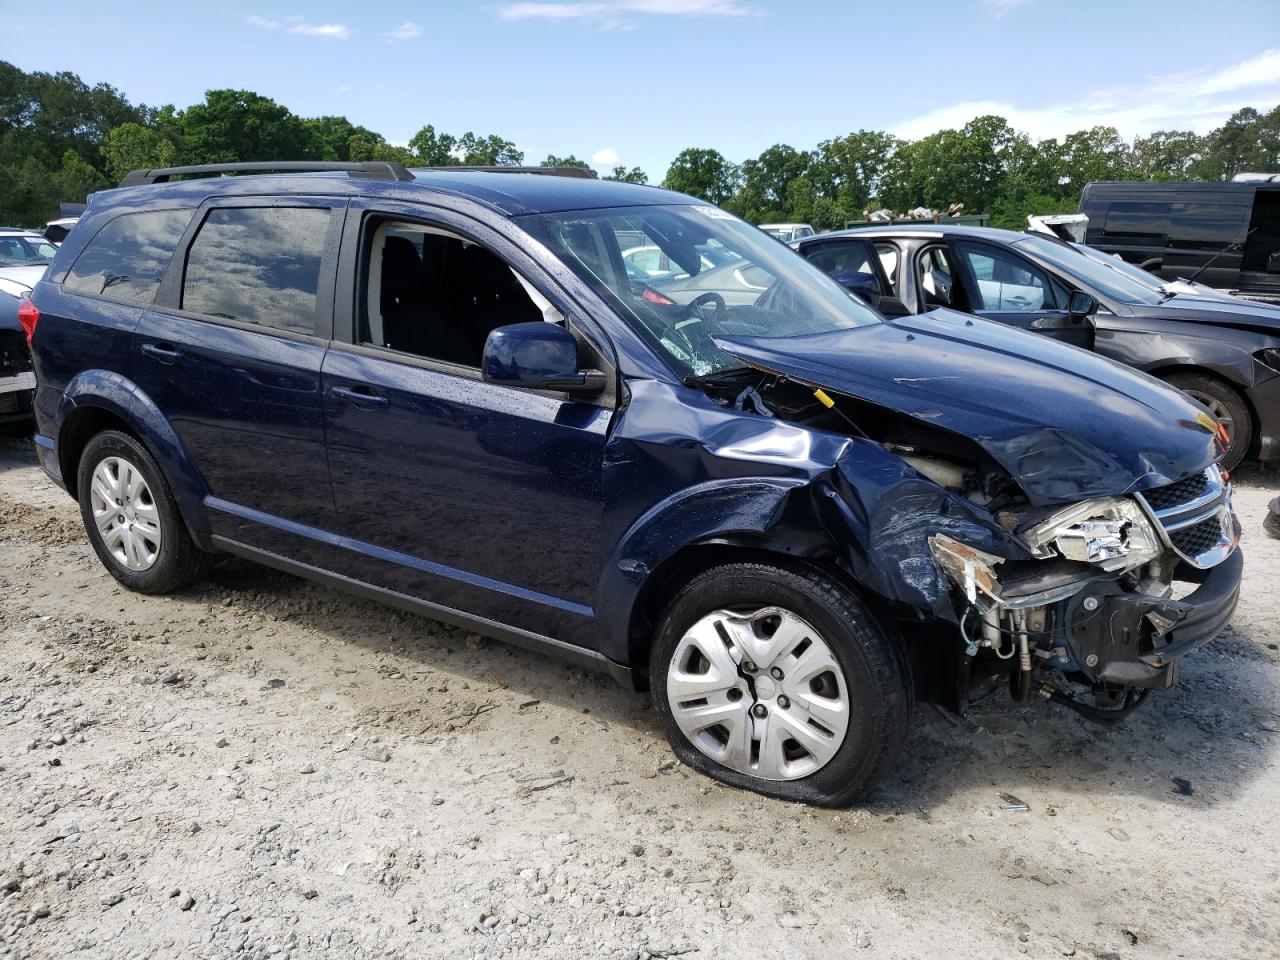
[791,223,1280,470]
[20,161,1247,806]
[0,227,59,425]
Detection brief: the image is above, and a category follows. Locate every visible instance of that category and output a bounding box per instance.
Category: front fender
[595,475,827,664]
[58,370,211,540]
[1093,321,1261,388]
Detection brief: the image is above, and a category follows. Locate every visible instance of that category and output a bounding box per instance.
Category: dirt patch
[1,433,1277,960]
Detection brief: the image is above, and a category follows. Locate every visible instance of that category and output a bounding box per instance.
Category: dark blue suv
[25,162,1243,805]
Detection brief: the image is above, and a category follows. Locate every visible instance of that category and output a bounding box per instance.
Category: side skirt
[210,535,633,687]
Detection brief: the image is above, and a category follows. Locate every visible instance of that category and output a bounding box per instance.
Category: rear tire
[77,430,208,594]
[649,561,912,806]
[1163,372,1252,471]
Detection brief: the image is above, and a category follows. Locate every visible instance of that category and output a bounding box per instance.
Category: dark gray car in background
[794,224,1280,470]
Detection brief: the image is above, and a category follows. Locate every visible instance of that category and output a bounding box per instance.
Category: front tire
[650,562,912,806]
[77,430,207,594]
[1163,372,1252,470]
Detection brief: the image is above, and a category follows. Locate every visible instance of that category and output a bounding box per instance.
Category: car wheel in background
[76,430,208,594]
[1163,372,1252,471]
[650,562,912,806]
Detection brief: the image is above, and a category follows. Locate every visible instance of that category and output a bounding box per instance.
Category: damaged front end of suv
[681,311,1243,723]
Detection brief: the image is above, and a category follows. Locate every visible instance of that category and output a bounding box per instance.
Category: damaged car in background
[28,166,1242,806]
[0,227,54,425]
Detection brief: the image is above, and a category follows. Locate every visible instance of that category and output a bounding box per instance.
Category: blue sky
[2,0,1278,179]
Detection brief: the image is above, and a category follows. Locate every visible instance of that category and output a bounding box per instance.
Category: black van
[1079,177,1280,301]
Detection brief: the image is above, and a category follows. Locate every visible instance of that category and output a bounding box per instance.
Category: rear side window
[181,207,333,334]
[64,209,191,304]
[1102,201,1171,238]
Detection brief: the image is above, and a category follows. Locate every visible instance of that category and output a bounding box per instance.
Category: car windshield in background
[523,204,878,377]
[0,235,56,267]
[1070,243,1170,293]
[1012,234,1165,306]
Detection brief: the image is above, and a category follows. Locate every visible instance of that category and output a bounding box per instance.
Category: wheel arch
[56,371,212,541]
[1146,362,1260,458]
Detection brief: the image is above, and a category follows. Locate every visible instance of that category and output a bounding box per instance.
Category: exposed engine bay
[687,366,1244,723]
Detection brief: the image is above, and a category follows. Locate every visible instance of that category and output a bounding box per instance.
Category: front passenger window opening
[360,220,557,367]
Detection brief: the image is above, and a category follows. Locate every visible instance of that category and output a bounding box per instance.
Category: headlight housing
[1023,497,1162,572]
[1258,347,1280,374]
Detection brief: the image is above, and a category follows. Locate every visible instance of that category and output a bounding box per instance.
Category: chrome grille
[1169,514,1230,558]
[1135,466,1237,569]
[1142,472,1209,512]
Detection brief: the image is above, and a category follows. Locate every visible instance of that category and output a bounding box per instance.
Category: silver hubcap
[667,607,850,781]
[1184,389,1234,444]
[90,456,162,571]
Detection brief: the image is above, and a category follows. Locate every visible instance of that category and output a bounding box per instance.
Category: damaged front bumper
[1060,549,1242,689]
[929,465,1243,698]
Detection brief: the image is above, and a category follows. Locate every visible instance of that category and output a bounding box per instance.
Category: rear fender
[57,370,211,541]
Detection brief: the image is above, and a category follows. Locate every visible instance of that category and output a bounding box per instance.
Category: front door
[949,239,1093,350]
[321,204,611,646]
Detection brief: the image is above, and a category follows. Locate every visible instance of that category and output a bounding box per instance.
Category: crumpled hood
[715,310,1219,505]
[1134,293,1280,335]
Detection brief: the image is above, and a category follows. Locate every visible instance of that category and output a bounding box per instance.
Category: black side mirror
[1068,291,1099,317]
[831,270,882,309]
[482,322,605,395]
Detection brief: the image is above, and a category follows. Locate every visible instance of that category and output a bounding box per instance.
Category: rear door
[799,237,908,316]
[137,198,346,556]
[949,238,1092,350]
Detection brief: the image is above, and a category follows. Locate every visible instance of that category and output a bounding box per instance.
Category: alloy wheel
[89,456,162,571]
[1184,388,1235,444]
[666,606,850,781]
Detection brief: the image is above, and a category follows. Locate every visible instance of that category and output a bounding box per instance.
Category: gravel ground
[0,430,1277,960]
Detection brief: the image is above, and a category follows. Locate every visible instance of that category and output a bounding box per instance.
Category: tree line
[2,60,1277,231]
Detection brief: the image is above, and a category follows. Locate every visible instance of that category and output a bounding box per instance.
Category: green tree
[408,124,457,165]
[1192,106,1280,180]
[175,89,314,164]
[1130,130,1204,179]
[606,166,648,184]
[305,115,381,161]
[663,148,739,205]
[101,122,177,181]
[541,153,593,171]
[811,130,899,211]
[457,131,523,166]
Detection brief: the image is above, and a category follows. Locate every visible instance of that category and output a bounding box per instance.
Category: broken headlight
[1023,498,1162,572]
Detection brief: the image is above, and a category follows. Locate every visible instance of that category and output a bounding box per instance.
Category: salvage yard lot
[0,432,1277,960]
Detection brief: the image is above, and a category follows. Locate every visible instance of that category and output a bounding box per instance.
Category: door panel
[135,311,335,542]
[322,348,609,644]
[950,239,1092,350]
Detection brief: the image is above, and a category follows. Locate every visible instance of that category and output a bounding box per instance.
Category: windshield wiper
[1186,227,1256,285]
[683,365,756,388]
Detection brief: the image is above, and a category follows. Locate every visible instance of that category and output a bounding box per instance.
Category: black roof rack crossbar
[416,165,596,179]
[119,161,414,188]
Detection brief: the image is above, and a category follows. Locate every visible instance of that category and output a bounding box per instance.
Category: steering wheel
[684,291,726,320]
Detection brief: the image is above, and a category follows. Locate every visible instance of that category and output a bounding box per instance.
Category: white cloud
[592,147,620,166]
[385,20,423,42]
[893,50,1280,142]
[495,0,756,26]
[246,15,281,29]
[287,22,350,39]
[1196,48,1280,95]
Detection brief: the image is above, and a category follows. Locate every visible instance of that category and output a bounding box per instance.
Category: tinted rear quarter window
[63,209,192,303]
[1102,201,1171,238]
[181,207,333,335]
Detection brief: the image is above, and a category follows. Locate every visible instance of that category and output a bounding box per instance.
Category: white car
[759,223,816,243]
[0,229,53,423]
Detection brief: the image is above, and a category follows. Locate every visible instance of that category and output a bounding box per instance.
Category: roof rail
[417,165,596,180]
[119,161,414,188]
